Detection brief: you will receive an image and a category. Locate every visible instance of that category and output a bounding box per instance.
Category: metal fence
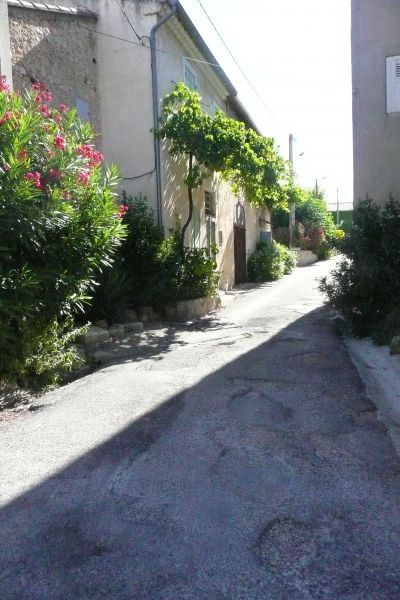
[326,202,353,212]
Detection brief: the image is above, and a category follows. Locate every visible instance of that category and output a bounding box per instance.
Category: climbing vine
[157,83,290,254]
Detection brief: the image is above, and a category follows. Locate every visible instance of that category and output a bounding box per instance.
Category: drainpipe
[150,0,177,229]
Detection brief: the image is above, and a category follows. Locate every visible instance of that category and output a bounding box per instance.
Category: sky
[179,0,353,207]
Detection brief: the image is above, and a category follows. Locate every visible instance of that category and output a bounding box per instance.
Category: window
[204,191,216,255]
[76,96,89,121]
[184,60,197,91]
[212,100,223,115]
[191,206,201,248]
[204,191,216,217]
[206,216,216,256]
[386,56,400,113]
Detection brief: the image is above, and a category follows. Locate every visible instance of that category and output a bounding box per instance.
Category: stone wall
[8,7,101,136]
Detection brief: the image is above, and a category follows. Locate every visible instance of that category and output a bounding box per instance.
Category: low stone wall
[295,249,319,267]
[165,296,221,322]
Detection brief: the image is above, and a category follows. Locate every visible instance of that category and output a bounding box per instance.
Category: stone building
[0,0,273,289]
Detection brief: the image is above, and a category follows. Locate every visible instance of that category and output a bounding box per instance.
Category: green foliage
[156,228,220,305]
[157,83,290,211]
[117,193,163,307]
[248,241,297,282]
[320,198,400,342]
[86,199,220,320]
[0,79,125,384]
[280,244,297,274]
[85,266,134,325]
[272,187,341,258]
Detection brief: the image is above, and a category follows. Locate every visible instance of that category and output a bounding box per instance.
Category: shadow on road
[1,307,400,599]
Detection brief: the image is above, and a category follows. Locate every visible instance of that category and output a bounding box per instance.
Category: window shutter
[386,56,400,113]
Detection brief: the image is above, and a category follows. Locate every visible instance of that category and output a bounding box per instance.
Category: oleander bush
[272,188,343,259]
[0,78,125,385]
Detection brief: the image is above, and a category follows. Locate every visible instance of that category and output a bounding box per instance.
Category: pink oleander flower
[77,144,103,167]
[54,135,66,151]
[116,204,129,219]
[24,171,42,190]
[77,170,90,185]
[49,168,63,179]
[0,111,13,126]
[32,82,52,104]
[58,104,68,113]
[18,149,28,160]
[0,76,9,93]
[40,104,49,116]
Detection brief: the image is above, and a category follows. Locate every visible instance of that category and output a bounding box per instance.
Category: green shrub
[320,198,400,342]
[248,241,296,282]
[280,244,297,274]
[85,266,134,324]
[272,188,341,258]
[85,205,220,320]
[0,78,125,384]
[156,229,220,305]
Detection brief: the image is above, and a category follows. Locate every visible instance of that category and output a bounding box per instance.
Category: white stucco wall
[352,0,400,205]
[156,14,269,289]
[0,3,13,84]
[64,0,159,211]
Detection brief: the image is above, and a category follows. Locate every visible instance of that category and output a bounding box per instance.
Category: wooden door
[234,224,247,284]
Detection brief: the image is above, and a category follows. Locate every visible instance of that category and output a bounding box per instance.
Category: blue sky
[179,0,353,207]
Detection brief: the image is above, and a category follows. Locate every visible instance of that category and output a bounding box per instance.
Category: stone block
[166,296,221,322]
[109,324,125,339]
[123,322,144,333]
[123,309,138,323]
[139,306,156,322]
[92,350,114,364]
[78,326,110,347]
[94,319,108,329]
[390,336,400,355]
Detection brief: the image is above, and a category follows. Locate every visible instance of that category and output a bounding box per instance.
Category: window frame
[183,59,198,91]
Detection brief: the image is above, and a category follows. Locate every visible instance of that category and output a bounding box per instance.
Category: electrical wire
[80,24,225,69]
[113,0,142,41]
[195,0,287,131]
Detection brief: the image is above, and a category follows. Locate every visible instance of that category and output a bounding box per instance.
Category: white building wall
[64,0,159,211]
[0,2,13,84]
[156,16,269,289]
[353,0,400,205]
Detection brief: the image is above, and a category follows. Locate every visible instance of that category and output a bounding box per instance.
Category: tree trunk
[180,153,194,257]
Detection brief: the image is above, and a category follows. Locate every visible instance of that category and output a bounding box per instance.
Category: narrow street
[1,260,400,599]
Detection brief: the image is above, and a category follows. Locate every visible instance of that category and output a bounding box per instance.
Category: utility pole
[336,188,340,226]
[315,178,318,197]
[289,134,295,249]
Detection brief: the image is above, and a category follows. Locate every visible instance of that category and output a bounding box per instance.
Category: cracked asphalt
[1,259,400,599]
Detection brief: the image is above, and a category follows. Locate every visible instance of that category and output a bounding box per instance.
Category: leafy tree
[0,78,125,384]
[157,83,290,254]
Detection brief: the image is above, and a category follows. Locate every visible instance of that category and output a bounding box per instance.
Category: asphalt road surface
[1,260,400,599]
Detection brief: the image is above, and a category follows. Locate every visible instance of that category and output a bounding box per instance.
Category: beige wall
[9,8,100,134]
[0,3,12,84]
[352,0,400,205]
[53,0,159,211]
[157,14,270,289]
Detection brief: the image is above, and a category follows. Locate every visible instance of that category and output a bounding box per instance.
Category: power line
[80,24,225,69]
[113,0,142,41]
[195,0,287,132]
